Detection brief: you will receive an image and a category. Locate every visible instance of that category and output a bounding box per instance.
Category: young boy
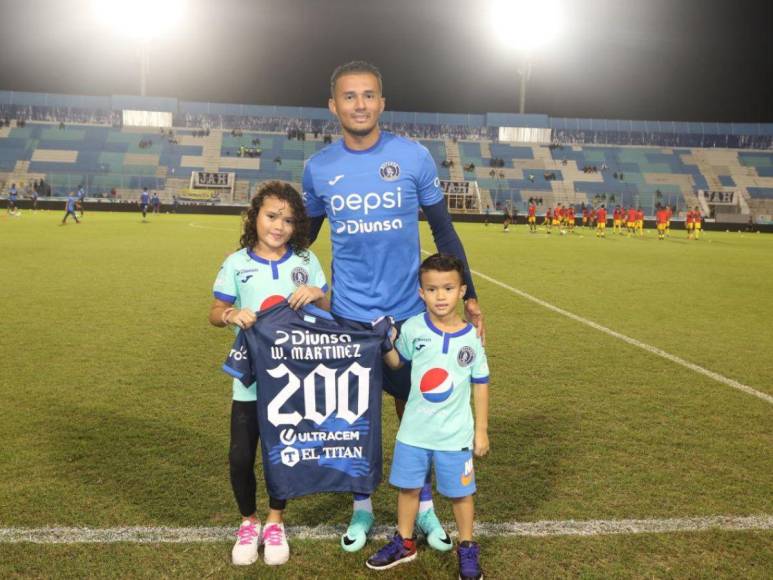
[366,254,489,580]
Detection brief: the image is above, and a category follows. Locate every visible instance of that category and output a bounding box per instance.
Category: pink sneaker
[262,522,290,565]
[231,519,260,565]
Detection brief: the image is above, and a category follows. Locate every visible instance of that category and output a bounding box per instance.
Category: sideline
[2,514,771,544]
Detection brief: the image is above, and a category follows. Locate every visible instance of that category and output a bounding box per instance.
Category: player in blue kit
[139,187,150,221]
[303,61,485,553]
[77,185,85,217]
[367,254,489,580]
[208,181,329,568]
[61,191,80,224]
[7,183,19,215]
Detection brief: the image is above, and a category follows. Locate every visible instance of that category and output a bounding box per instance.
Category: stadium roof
[0,0,770,123]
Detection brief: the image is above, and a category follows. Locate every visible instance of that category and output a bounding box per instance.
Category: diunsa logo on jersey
[379,161,400,181]
[457,346,475,367]
[291,267,309,286]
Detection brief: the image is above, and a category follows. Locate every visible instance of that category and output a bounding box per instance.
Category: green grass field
[1,210,772,578]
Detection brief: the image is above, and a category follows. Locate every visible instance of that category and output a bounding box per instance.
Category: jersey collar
[423,312,473,353]
[423,312,473,337]
[247,248,293,265]
[247,248,293,280]
[341,131,385,155]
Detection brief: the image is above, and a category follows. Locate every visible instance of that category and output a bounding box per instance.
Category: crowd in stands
[553,129,773,150]
[2,103,769,150]
[0,117,25,127]
[0,104,117,126]
[236,146,261,158]
[173,112,494,141]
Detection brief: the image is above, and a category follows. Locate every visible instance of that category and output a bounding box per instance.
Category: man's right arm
[309,215,325,244]
[302,162,326,244]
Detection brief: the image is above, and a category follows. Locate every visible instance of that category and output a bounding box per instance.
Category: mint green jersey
[395,312,489,451]
[213,247,327,401]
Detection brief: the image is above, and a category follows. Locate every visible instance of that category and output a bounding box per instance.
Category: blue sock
[419,482,433,512]
[353,493,372,513]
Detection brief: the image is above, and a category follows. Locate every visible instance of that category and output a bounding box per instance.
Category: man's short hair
[330,61,383,96]
[419,253,465,286]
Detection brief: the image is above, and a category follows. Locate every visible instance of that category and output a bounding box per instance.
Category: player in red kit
[686,208,694,239]
[656,205,668,240]
[596,205,607,238]
[527,201,537,233]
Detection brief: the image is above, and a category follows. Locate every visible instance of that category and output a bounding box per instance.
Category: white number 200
[266,362,370,427]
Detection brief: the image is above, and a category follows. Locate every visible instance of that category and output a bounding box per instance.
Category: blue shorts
[389,440,476,498]
[336,316,412,401]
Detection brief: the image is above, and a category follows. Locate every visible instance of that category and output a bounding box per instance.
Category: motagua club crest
[291,267,309,286]
[379,161,400,181]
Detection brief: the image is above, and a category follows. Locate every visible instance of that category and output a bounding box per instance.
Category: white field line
[1,515,771,544]
[423,250,773,406]
[188,222,237,232]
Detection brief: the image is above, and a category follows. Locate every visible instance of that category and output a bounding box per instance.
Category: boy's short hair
[330,61,383,96]
[419,253,464,286]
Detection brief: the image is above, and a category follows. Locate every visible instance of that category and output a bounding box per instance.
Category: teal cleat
[416,508,453,552]
[340,509,374,552]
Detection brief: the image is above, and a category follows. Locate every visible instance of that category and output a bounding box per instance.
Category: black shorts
[336,316,412,401]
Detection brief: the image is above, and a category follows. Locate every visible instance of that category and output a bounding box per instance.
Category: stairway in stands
[201,130,224,172]
[444,139,465,181]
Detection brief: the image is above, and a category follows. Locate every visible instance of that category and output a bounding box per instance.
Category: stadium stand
[1,94,772,222]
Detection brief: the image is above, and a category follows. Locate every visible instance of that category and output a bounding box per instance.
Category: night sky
[0,0,771,122]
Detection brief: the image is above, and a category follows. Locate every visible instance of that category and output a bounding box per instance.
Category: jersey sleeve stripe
[222,363,243,379]
[397,350,410,364]
[320,283,329,294]
[214,291,237,303]
[470,375,489,384]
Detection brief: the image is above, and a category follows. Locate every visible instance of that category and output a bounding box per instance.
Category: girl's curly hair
[240,181,310,258]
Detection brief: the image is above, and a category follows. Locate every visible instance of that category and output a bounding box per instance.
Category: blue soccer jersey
[65,194,76,212]
[302,131,444,322]
[223,301,392,499]
[140,190,149,204]
[395,313,489,451]
[213,247,328,401]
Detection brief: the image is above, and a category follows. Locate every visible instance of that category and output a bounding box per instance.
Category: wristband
[221,307,235,325]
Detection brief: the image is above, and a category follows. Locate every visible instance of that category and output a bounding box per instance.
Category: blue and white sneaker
[416,508,453,552]
[457,540,483,580]
[366,532,417,571]
[341,509,374,552]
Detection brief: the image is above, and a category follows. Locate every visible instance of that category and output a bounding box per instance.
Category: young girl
[208,181,329,567]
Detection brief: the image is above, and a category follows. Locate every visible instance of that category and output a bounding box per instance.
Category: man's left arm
[421,200,484,343]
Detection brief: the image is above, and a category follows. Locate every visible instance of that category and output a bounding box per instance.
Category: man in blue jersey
[61,191,80,224]
[77,185,86,217]
[139,187,150,220]
[303,61,485,553]
[151,192,161,214]
[7,183,18,215]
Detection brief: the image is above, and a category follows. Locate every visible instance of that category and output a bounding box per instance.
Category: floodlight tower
[490,0,563,114]
[92,0,186,96]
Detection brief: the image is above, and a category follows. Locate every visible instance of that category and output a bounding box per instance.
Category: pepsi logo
[260,295,285,311]
[420,368,453,403]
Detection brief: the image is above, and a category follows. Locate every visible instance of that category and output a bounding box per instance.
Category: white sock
[353,497,372,513]
[419,499,433,513]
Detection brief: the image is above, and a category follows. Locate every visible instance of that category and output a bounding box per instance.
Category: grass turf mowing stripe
[2,515,771,544]
[423,249,773,406]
